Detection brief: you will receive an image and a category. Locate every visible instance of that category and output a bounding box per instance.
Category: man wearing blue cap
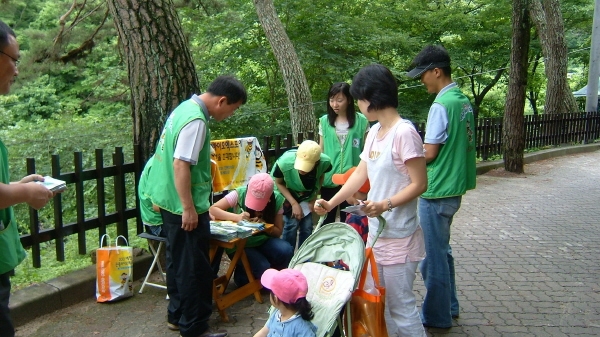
[406,45,476,329]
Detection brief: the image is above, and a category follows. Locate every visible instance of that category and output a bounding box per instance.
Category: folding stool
[137,232,167,293]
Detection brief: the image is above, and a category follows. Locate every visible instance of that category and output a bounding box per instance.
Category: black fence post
[113,147,128,240]
[95,149,107,238]
[51,154,65,262]
[26,158,41,268]
[74,152,86,255]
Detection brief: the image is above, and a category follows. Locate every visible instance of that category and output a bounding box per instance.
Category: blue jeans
[282,213,313,249]
[418,196,462,328]
[232,238,294,287]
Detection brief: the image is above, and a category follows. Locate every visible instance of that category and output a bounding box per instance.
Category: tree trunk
[503,0,531,173]
[107,0,200,163]
[253,0,316,141]
[529,0,578,114]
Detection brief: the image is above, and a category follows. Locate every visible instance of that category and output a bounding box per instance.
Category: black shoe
[181,330,228,337]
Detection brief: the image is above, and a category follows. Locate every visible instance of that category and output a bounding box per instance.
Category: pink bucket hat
[245,173,274,211]
[261,268,308,304]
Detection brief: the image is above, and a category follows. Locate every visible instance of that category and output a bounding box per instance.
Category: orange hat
[332,167,370,194]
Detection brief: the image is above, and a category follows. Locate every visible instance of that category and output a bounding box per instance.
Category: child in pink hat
[209,173,293,287]
[253,268,317,337]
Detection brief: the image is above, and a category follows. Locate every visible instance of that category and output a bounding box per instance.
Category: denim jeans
[282,213,313,249]
[232,237,294,287]
[418,196,462,328]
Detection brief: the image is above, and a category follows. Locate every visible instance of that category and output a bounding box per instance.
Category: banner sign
[210,137,267,192]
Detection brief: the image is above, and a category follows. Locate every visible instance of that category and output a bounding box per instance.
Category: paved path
[15,151,600,337]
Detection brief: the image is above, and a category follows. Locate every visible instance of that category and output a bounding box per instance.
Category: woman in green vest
[209,173,293,287]
[319,82,369,224]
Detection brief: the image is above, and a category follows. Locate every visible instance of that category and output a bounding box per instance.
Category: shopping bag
[346,247,389,337]
[96,234,134,302]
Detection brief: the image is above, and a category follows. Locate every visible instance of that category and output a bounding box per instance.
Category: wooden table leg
[210,238,264,322]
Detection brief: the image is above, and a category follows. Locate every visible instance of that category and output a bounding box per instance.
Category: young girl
[209,173,293,287]
[253,268,317,337]
[315,64,428,336]
[319,82,370,225]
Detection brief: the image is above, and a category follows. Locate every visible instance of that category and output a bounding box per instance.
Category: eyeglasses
[0,50,19,66]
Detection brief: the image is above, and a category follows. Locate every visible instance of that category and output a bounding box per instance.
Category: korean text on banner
[210,137,267,192]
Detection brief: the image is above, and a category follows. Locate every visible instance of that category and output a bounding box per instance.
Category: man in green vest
[406,45,476,329]
[0,20,56,337]
[144,76,246,337]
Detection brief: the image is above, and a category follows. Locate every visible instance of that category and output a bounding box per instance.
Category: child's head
[246,173,274,211]
[327,82,356,126]
[261,268,314,321]
[294,140,321,174]
[332,166,370,199]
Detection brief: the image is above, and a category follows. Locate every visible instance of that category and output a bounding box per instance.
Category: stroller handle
[314,214,386,247]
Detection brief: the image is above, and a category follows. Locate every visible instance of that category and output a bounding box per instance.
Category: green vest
[145,99,212,214]
[271,150,331,202]
[0,140,27,274]
[320,114,369,188]
[423,87,477,198]
[226,187,286,253]
[138,156,163,225]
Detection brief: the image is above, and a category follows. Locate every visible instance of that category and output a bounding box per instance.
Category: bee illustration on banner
[244,139,254,159]
[255,148,264,172]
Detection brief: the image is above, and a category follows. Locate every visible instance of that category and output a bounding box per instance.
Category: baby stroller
[285,215,369,337]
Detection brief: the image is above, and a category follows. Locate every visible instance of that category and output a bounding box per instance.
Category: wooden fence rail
[18,111,600,267]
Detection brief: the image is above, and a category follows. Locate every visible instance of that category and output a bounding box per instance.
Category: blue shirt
[266,310,317,337]
[424,82,458,144]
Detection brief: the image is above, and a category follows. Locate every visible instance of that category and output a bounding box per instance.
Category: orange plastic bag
[346,247,388,337]
[96,235,134,302]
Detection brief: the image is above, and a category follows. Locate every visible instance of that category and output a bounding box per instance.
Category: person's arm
[423,103,448,163]
[319,135,324,151]
[209,194,250,222]
[363,157,427,217]
[423,143,440,163]
[267,213,284,237]
[315,160,368,214]
[0,174,54,210]
[253,326,269,337]
[274,177,302,220]
[173,159,197,231]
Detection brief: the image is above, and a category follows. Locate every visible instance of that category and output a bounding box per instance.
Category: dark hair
[410,45,452,78]
[240,190,277,224]
[350,64,398,111]
[0,20,16,50]
[207,75,248,105]
[272,293,314,321]
[327,82,356,128]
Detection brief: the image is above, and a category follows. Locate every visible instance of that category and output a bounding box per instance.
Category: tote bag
[96,235,134,302]
[347,247,389,337]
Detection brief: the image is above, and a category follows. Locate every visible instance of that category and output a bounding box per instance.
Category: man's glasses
[0,50,19,66]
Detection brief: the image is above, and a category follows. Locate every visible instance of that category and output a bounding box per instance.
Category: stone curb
[9,252,153,327]
[9,142,600,328]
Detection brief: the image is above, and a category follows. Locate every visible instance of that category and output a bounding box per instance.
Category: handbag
[346,246,389,337]
[96,234,134,302]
